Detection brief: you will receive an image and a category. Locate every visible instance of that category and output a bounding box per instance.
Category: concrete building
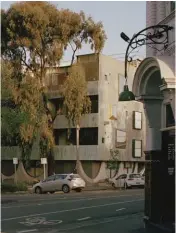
[1,54,146,183]
[132,1,175,232]
[46,54,146,182]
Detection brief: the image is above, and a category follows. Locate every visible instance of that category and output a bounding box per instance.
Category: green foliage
[61,65,91,126]
[1,1,107,163]
[107,149,120,171]
[1,182,28,192]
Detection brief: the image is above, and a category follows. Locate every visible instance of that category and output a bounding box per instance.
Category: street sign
[41,158,47,165]
[13,158,18,164]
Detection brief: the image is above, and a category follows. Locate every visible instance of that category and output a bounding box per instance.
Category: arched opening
[133,57,175,229]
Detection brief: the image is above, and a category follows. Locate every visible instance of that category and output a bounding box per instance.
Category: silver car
[32,173,86,194]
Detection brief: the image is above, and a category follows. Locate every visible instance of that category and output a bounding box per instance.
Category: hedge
[1,183,28,192]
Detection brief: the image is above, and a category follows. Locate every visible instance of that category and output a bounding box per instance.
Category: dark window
[166,104,175,127]
[55,174,67,180]
[171,1,175,11]
[50,98,64,114]
[44,175,55,182]
[54,128,98,145]
[116,174,127,180]
[79,127,98,145]
[89,95,98,113]
[54,129,70,145]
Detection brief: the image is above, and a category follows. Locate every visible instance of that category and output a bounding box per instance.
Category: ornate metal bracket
[120,25,174,83]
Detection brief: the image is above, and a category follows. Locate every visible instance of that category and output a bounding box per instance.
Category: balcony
[53,113,98,129]
[53,145,109,161]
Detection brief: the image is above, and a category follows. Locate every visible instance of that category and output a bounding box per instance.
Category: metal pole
[76,125,80,172]
[14,164,17,184]
[43,164,46,180]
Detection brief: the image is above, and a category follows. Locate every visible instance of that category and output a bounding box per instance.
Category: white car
[32,173,86,194]
[112,173,144,189]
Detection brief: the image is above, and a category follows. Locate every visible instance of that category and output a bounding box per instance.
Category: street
[1,189,145,233]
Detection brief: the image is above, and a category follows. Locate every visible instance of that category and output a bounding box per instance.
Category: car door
[115,174,127,188]
[41,175,55,192]
[52,174,66,191]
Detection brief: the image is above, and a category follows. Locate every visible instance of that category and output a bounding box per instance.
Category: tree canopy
[1,1,107,166]
[61,65,91,127]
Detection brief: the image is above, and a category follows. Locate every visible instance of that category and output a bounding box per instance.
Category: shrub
[1,182,28,192]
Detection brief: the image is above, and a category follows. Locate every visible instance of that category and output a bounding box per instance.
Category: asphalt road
[1,189,145,233]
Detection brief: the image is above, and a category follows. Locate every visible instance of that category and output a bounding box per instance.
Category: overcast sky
[1,1,146,62]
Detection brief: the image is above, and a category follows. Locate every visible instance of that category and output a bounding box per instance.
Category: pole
[43,164,46,180]
[14,164,17,184]
[76,125,80,172]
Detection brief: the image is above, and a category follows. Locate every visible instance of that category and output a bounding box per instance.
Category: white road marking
[2,199,144,221]
[55,212,143,232]
[17,229,37,233]
[2,193,142,209]
[78,217,91,221]
[19,217,62,226]
[116,208,126,212]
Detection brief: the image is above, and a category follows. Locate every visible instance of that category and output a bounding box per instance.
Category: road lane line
[17,229,37,233]
[2,194,143,209]
[78,217,91,221]
[116,208,126,212]
[55,212,143,232]
[2,198,144,221]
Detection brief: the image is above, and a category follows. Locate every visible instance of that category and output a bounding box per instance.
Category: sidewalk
[1,183,114,196]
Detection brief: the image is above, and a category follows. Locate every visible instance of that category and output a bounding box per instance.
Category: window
[50,98,65,114]
[55,175,67,180]
[79,127,98,145]
[129,174,141,179]
[171,1,175,12]
[166,104,175,127]
[44,175,55,182]
[116,174,127,180]
[116,130,126,149]
[132,140,142,158]
[89,95,98,113]
[133,111,142,129]
[70,174,80,179]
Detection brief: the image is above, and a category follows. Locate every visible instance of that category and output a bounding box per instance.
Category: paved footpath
[1,189,147,233]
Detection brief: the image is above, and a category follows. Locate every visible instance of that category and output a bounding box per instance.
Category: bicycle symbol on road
[20,217,62,226]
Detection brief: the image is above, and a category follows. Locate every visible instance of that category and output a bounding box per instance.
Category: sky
[1,1,146,63]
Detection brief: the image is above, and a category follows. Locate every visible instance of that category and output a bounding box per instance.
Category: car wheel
[75,188,82,192]
[50,191,55,194]
[62,185,70,193]
[35,186,42,194]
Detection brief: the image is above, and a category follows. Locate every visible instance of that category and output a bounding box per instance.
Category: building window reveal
[132,140,142,158]
[133,111,142,129]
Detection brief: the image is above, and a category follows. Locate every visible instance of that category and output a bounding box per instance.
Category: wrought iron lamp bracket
[121,25,174,80]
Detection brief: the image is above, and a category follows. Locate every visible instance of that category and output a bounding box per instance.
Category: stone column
[146,1,157,57]
[144,99,163,151]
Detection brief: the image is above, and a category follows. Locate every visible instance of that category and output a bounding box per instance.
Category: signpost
[41,158,47,180]
[13,158,18,184]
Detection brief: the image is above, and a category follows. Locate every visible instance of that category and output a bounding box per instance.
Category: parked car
[112,173,144,189]
[32,173,86,194]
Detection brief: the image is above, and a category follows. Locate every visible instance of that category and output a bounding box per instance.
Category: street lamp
[119,25,173,101]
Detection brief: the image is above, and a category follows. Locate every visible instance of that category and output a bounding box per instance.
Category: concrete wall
[98,55,138,160]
